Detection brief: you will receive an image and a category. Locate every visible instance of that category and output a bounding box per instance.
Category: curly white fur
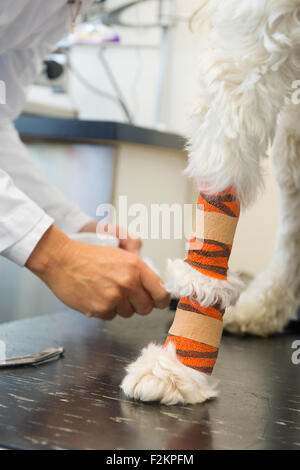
[186,0,300,208]
[165,259,245,308]
[224,102,300,336]
[121,342,218,406]
[224,270,298,336]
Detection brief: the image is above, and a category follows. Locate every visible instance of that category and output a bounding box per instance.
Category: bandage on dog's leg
[121,187,241,405]
[164,187,240,375]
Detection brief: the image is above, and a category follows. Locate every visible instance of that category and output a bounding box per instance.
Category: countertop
[15,115,185,151]
[0,309,299,450]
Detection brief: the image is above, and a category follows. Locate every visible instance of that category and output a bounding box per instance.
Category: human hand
[80,221,142,255]
[26,226,170,320]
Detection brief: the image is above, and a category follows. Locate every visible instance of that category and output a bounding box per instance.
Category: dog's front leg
[121,187,243,405]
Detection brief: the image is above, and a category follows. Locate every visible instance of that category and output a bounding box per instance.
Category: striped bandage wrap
[164,187,240,375]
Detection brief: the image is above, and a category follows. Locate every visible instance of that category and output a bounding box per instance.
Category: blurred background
[26,0,197,129]
[0,0,283,323]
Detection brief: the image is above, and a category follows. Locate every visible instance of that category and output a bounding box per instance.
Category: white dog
[121,0,300,405]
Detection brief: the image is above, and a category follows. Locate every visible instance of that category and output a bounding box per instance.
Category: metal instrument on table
[0,347,65,369]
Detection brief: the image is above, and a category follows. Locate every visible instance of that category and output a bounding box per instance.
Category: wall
[68,0,197,130]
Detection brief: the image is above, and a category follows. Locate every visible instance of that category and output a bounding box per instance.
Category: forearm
[25,225,69,279]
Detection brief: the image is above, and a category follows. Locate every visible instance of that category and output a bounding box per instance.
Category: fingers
[129,283,154,316]
[102,310,117,321]
[139,261,170,309]
[114,225,142,254]
[81,222,142,255]
[79,220,98,233]
[116,299,135,318]
[85,310,117,321]
[119,236,142,254]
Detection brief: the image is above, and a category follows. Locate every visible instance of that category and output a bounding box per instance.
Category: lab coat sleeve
[0,166,54,266]
[0,122,93,244]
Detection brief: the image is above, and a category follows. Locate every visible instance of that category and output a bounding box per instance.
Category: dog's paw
[121,343,218,406]
[224,274,297,337]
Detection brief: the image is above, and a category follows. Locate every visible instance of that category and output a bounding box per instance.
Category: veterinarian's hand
[79,220,142,255]
[26,225,170,320]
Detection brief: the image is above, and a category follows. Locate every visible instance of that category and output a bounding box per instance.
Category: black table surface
[0,309,299,450]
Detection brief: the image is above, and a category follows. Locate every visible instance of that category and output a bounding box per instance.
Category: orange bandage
[164,187,240,375]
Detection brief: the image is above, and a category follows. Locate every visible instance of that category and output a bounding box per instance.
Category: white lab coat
[0,0,93,266]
